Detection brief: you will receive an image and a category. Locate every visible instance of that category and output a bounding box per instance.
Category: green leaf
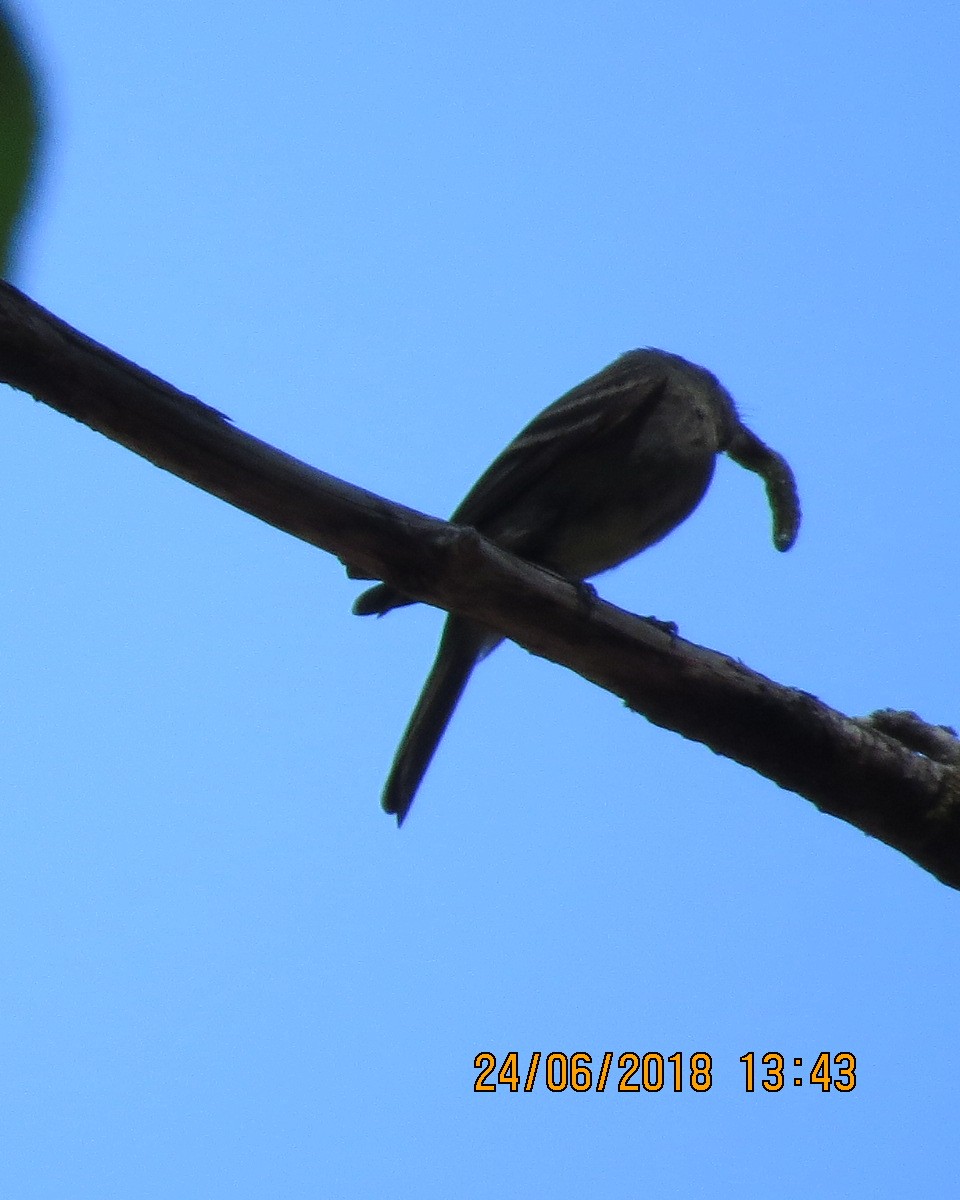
[0,2,42,278]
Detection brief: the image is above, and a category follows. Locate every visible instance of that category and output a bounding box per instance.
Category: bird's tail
[382,617,493,825]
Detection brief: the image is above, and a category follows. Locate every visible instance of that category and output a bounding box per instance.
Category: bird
[354,348,800,825]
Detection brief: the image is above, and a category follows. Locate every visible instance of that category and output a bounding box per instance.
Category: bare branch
[1,281,957,885]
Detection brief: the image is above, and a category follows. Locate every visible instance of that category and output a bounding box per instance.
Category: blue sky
[2,1,959,1195]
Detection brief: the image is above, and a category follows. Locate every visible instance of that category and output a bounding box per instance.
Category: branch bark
[1,281,957,884]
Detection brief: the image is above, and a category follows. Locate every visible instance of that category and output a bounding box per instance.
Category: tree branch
[1,281,957,885]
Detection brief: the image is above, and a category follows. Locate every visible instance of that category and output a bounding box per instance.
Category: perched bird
[354,349,800,825]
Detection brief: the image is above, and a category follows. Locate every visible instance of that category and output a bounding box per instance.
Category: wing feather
[452,351,668,532]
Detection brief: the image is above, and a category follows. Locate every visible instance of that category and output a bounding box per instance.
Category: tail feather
[382,617,491,825]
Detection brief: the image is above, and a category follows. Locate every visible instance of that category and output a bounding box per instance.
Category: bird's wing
[451,353,669,532]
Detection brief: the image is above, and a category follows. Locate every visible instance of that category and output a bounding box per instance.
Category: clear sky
[2,1,958,1196]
